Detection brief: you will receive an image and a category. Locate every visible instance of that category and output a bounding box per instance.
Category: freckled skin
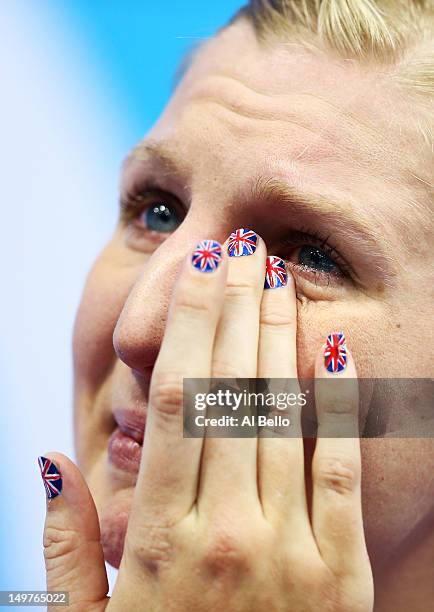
[73,18,434,608]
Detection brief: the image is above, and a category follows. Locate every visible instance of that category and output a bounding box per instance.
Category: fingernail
[191,239,222,272]
[324,331,347,373]
[264,256,287,289]
[227,228,258,257]
[38,456,63,499]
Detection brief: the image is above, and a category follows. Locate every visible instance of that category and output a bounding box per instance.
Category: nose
[113,218,229,373]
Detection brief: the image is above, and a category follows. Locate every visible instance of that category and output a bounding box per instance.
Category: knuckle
[260,310,294,331]
[224,280,259,301]
[43,525,98,580]
[150,372,184,418]
[321,395,354,416]
[43,525,82,562]
[317,380,358,417]
[314,455,360,494]
[173,295,214,319]
[211,357,247,379]
[125,523,175,577]
[202,527,251,576]
[43,524,103,590]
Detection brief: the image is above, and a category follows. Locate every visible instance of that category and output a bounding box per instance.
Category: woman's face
[73,20,434,570]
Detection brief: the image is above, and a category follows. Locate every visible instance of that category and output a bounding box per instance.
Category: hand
[40,232,374,611]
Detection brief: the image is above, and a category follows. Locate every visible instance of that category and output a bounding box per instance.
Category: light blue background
[0,0,243,606]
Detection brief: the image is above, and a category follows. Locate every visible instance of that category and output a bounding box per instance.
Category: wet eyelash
[277,229,353,278]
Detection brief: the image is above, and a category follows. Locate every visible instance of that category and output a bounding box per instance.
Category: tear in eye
[141,202,182,233]
[297,245,340,274]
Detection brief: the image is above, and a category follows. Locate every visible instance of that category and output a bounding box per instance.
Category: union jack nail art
[191,240,222,272]
[227,228,258,257]
[264,256,287,289]
[324,332,347,373]
[38,456,63,499]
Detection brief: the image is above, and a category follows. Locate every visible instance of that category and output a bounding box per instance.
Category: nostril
[112,320,124,359]
[112,329,126,363]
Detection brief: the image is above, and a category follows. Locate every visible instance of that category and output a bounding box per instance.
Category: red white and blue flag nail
[192,240,222,272]
[227,228,258,257]
[264,256,287,289]
[324,332,347,373]
[38,456,63,499]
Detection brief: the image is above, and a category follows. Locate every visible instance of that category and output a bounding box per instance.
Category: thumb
[38,453,109,612]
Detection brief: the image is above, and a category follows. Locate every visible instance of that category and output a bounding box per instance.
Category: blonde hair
[233,0,434,97]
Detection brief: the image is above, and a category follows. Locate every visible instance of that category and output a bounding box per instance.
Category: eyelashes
[277,232,353,280]
[120,185,186,225]
[119,187,355,287]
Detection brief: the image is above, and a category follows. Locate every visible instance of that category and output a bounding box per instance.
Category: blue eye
[298,245,339,274]
[142,202,182,233]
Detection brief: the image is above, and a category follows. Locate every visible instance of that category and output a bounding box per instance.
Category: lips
[108,408,146,473]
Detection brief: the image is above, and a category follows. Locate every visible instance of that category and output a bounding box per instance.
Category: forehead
[145,20,430,232]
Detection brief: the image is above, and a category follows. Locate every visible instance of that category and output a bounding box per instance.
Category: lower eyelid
[124,224,169,249]
[286,261,346,288]
[279,236,354,277]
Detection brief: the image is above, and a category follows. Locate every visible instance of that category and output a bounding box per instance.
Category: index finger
[130,240,227,524]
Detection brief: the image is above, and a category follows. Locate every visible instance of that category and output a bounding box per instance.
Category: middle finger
[199,228,266,511]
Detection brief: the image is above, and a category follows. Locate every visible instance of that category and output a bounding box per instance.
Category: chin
[99,497,132,569]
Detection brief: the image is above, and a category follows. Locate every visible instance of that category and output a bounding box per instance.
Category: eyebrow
[249,176,397,285]
[124,139,186,179]
[124,140,397,285]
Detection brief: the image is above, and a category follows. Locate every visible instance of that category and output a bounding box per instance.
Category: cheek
[361,439,434,567]
[294,299,434,565]
[295,296,392,377]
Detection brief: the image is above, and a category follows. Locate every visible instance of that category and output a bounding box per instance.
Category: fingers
[199,229,266,512]
[258,261,297,380]
[38,453,108,612]
[311,334,370,575]
[212,229,265,378]
[257,267,312,540]
[132,240,227,522]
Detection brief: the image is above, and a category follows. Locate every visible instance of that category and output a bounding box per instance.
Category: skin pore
[73,17,434,610]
